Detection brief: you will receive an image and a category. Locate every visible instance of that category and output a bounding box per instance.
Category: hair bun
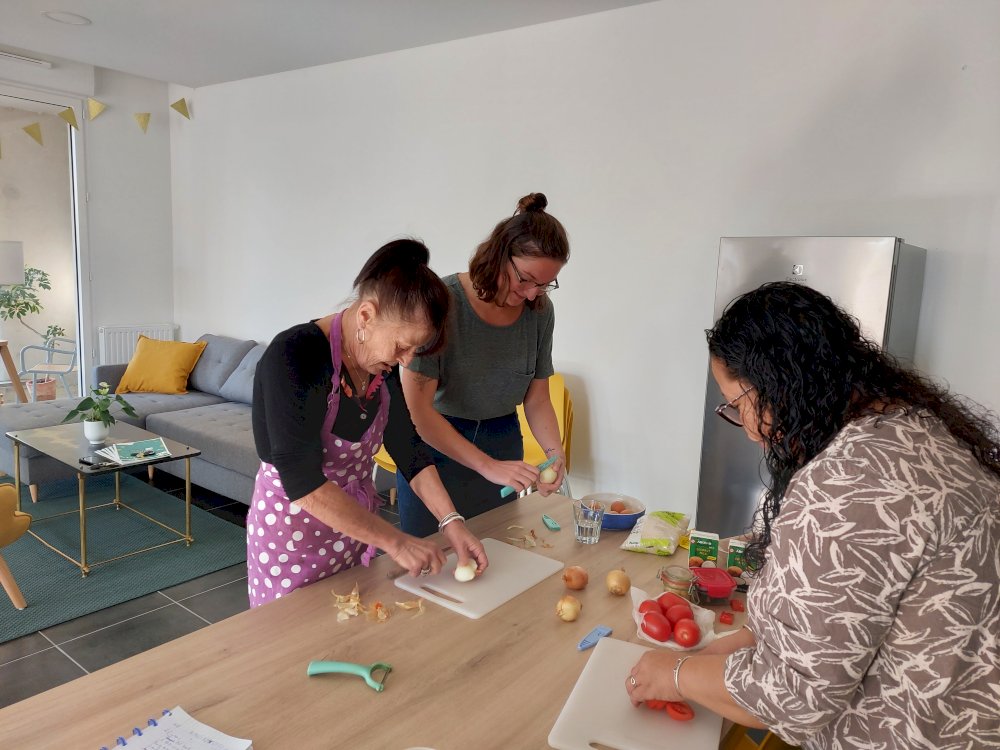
[388,237,430,268]
[516,192,548,214]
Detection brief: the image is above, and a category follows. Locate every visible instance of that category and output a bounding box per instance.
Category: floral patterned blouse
[724,410,1000,749]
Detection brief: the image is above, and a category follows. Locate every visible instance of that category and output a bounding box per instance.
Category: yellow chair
[372,445,399,506]
[373,373,575,500]
[721,725,798,750]
[0,483,31,610]
[516,371,573,474]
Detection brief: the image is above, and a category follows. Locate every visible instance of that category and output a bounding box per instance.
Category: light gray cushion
[219,344,265,405]
[187,335,257,397]
[147,402,259,477]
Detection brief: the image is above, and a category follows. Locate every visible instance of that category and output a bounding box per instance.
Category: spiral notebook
[99,707,252,749]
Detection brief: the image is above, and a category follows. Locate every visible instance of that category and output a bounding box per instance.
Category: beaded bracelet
[438,511,466,531]
[673,656,690,697]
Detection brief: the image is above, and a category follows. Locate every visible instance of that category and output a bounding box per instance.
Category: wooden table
[0,494,745,748]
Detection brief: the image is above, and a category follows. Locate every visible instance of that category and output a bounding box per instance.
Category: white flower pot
[84,420,110,444]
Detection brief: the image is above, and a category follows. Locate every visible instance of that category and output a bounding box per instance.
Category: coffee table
[6,422,202,577]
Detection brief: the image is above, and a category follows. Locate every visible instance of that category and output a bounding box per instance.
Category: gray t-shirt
[406,273,555,420]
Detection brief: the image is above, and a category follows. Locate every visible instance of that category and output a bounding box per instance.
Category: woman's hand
[441,521,490,574]
[625,650,684,706]
[481,459,539,495]
[534,452,566,496]
[385,532,447,577]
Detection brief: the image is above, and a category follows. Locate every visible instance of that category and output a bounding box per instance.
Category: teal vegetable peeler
[500,456,557,498]
[306,660,393,692]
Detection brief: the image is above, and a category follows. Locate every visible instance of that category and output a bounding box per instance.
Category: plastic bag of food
[620,510,690,556]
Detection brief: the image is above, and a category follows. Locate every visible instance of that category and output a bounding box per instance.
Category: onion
[556,594,582,622]
[562,565,589,590]
[539,467,558,484]
[454,561,477,582]
[606,568,631,596]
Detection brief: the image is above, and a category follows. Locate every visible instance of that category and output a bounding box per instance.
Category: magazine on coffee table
[96,437,171,465]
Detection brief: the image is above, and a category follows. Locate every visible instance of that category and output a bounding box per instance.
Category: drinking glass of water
[572,498,605,544]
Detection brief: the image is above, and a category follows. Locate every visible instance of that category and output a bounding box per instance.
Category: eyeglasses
[715,384,754,427]
[510,258,559,293]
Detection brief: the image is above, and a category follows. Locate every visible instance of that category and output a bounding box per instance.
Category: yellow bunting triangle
[87,98,108,121]
[170,97,191,119]
[134,112,151,133]
[58,107,79,129]
[22,122,43,146]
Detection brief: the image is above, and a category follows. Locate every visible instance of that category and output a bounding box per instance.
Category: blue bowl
[580,492,646,531]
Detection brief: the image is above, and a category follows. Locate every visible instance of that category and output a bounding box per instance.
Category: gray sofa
[0,334,265,505]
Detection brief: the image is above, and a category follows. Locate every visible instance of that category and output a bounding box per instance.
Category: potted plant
[61,381,138,444]
[0,267,69,400]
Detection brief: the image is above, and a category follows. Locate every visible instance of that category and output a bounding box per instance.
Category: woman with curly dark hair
[626,282,1000,749]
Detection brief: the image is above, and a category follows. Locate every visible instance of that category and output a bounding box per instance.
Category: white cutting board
[548,638,722,750]
[394,537,563,619]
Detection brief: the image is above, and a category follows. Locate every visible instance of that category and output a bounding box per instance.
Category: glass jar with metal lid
[658,564,694,600]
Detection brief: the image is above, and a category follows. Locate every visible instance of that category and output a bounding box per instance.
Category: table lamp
[0,241,25,286]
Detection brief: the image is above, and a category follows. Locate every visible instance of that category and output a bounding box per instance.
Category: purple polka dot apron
[246,312,390,607]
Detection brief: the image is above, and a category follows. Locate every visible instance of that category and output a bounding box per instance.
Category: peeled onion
[606,568,631,596]
[454,561,477,582]
[562,565,589,590]
[539,467,558,484]
[556,594,582,622]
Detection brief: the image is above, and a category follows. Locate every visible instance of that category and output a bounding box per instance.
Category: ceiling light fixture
[0,49,53,68]
[41,10,92,25]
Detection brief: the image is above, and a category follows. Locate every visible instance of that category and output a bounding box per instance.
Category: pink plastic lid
[690,566,737,598]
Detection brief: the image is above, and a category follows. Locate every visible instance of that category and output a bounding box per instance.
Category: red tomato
[665,603,694,625]
[730,598,745,612]
[644,700,666,710]
[637,599,661,616]
[656,591,687,612]
[664,701,695,721]
[719,611,735,625]
[640,611,672,642]
[673,617,701,648]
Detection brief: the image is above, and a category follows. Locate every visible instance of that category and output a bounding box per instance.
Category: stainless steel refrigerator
[695,236,927,538]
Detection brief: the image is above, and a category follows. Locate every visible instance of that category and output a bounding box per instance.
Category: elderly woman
[397,193,571,537]
[248,239,487,606]
[627,282,1000,749]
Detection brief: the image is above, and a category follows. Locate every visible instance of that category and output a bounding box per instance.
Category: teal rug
[0,474,247,644]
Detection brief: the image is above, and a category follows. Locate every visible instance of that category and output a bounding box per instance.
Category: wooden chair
[0,483,31,609]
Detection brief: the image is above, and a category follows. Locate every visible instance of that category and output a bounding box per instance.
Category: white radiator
[98,323,177,364]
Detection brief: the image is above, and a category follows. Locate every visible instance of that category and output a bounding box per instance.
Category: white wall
[170,0,1000,517]
[83,68,175,376]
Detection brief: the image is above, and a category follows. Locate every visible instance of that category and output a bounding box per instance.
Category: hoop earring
[357,328,365,344]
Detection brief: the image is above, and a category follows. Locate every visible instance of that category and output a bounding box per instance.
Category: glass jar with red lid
[688,566,737,605]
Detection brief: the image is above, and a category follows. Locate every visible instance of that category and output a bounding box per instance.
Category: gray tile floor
[0,470,402,709]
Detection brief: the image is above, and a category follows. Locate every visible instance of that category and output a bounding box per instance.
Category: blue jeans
[397,413,523,538]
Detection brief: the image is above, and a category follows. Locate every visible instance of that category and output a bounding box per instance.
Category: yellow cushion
[115,336,208,394]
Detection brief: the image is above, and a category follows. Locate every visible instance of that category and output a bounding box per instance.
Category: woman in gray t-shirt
[397,193,571,537]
